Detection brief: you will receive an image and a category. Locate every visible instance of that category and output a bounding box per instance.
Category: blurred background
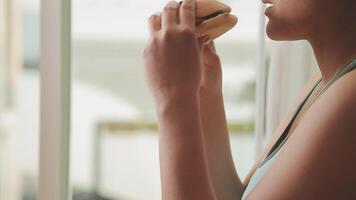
[70,1,258,199]
[0,0,318,199]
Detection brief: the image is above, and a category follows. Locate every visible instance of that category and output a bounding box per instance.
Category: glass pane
[0,0,39,199]
[71,0,259,199]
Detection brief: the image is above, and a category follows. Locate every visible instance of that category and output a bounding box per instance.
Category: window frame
[39,0,71,199]
[254,2,267,159]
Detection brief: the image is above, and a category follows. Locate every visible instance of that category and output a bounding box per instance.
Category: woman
[142,0,356,199]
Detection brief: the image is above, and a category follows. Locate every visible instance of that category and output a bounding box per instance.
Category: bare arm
[157,95,216,200]
[200,91,245,199]
[142,0,217,199]
[198,40,244,199]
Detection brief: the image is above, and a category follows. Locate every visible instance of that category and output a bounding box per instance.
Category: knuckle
[142,49,151,61]
[214,56,221,64]
[161,27,196,41]
[209,51,221,62]
[147,15,154,22]
[181,3,194,12]
[142,38,159,57]
[142,44,151,57]
[162,28,177,39]
[147,14,157,23]
[150,37,160,49]
[141,47,149,57]
[179,27,195,38]
[180,27,194,34]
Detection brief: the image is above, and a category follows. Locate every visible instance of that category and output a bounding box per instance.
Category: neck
[308,20,356,83]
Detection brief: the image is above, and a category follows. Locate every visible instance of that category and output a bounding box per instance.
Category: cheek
[266,0,316,40]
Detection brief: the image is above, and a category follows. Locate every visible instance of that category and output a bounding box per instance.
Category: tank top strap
[312,58,356,102]
[259,78,322,167]
[259,58,356,167]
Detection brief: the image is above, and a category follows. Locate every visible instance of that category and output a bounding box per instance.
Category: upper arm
[246,71,356,199]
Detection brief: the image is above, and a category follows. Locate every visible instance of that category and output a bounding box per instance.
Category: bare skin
[142,0,356,199]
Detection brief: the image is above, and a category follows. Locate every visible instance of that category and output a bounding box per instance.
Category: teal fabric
[241,58,356,200]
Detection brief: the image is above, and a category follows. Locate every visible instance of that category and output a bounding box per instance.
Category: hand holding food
[194,0,238,40]
[142,0,237,104]
[142,0,202,104]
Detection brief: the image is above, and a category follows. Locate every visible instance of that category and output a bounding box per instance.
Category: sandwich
[186,0,238,40]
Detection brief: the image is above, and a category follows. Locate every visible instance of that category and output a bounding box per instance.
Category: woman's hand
[142,0,202,105]
[198,39,223,99]
[198,40,245,199]
[142,2,218,199]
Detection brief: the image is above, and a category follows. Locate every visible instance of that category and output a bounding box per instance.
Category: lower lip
[264,6,274,16]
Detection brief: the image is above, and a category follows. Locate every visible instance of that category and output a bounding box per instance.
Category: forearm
[156,95,217,200]
[200,92,244,199]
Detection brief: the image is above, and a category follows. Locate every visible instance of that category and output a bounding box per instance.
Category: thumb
[201,41,222,88]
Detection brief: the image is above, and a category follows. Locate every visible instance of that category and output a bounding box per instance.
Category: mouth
[262,0,274,8]
[265,4,274,15]
[262,0,275,15]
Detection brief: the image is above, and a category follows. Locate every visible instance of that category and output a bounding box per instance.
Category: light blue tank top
[241,58,356,199]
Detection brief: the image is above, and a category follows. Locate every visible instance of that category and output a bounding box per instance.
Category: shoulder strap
[259,78,321,167]
[259,58,356,167]
[313,59,356,102]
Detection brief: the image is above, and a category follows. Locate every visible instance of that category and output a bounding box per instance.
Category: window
[0,0,39,199]
[1,0,268,199]
[71,0,260,199]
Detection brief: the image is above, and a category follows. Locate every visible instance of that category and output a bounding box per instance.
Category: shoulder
[329,66,356,99]
[316,67,356,120]
[318,67,356,125]
[246,69,356,199]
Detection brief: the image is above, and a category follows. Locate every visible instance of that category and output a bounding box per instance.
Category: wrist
[199,90,227,124]
[199,87,223,102]
[155,93,200,119]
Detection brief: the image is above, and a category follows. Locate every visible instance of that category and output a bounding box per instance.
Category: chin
[265,20,305,41]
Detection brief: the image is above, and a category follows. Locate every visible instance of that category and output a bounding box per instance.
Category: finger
[207,40,216,53]
[148,12,162,36]
[198,36,209,51]
[162,1,179,28]
[179,0,196,28]
[148,12,161,35]
[202,41,220,70]
[201,41,221,88]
